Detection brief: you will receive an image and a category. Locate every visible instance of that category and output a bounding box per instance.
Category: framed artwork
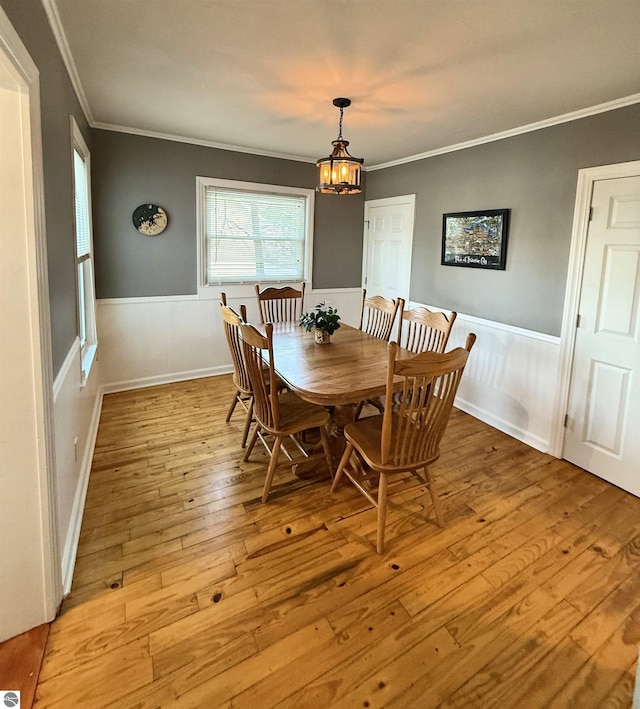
[441,209,510,270]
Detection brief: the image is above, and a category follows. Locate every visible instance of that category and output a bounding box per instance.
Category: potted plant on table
[300,301,341,344]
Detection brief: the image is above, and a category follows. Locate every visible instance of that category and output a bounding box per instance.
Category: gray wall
[91,130,365,298]
[366,103,640,336]
[1,0,91,375]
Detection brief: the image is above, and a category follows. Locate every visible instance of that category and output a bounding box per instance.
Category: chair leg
[241,397,254,448]
[353,401,364,420]
[262,436,282,503]
[318,424,334,479]
[331,442,354,492]
[376,472,388,554]
[244,425,259,462]
[226,390,240,422]
[425,466,444,527]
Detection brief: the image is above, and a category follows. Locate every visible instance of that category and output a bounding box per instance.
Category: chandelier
[316,98,363,195]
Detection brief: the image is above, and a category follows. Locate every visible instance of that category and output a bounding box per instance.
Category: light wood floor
[34,375,640,708]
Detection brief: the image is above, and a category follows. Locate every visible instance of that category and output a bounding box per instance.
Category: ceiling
[50,0,640,168]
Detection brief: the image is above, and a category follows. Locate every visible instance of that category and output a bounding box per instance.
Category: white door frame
[550,160,640,457]
[362,194,415,299]
[0,8,61,624]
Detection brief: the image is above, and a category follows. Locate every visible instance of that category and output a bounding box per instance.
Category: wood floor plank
[549,615,640,708]
[565,532,640,618]
[385,588,559,708]
[34,376,640,707]
[34,637,153,709]
[288,624,459,709]
[166,619,336,708]
[509,635,590,709]
[0,624,49,709]
[229,603,410,709]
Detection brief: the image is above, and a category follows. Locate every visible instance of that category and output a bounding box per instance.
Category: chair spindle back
[381,333,476,467]
[399,307,457,354]
[255,283,305,324]
[220,296,250,393]
[239,322,278,431]
[359,289,404,341]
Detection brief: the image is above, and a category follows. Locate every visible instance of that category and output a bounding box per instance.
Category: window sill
[198,281,311,301]
[80,342,98,387]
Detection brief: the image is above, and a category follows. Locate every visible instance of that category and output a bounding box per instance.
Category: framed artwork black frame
[441,208,510,270]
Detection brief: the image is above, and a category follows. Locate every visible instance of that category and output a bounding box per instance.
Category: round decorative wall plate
[132,204,168,236]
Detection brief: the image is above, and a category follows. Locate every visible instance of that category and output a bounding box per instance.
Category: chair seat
[263,391,330,436]
[344,414,439,473]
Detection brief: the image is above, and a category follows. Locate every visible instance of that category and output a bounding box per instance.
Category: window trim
[196,176,314,300]
[70,116,97,383]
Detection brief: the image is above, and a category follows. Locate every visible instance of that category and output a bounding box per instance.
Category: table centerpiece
[299,301,341,344]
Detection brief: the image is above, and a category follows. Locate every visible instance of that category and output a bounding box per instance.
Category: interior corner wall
[90,129,365,298]
[365,102,640,336]
[0,0,90,376]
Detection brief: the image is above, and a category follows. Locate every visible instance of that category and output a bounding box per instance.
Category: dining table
[264,321,412,470]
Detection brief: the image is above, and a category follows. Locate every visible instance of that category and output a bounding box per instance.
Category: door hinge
[364,276,368,285]
[588,207,594,221]
[576,313,581,328]
[564,414,569,427]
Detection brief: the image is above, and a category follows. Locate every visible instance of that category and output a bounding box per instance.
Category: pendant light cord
[337,106,344,140]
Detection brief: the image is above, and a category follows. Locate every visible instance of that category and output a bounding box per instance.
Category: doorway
[0,9,60,640]
[553,162,640,497]
[362,195,415,303]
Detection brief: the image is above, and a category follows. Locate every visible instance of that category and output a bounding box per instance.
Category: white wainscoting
[97,288,364,393]
[97,292,560,453]
[53,338,103,593]
[410,302,560,453]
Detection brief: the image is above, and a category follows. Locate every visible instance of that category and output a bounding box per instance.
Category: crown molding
[367,93,640,171]
[41,0,94,125]
[37,3,640,171]
[92,122,318,164]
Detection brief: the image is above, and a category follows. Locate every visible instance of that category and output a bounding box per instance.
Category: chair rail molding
[97,288,364,392]
[410,301,560,453]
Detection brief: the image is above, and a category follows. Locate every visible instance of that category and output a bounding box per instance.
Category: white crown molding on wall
[92,122,318,164]
[41,0,640,170]
[367,93,640,171]
[41,0,94,125]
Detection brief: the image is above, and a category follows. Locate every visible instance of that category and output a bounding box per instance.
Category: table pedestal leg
[329,403,356,466]
[290,403,356,479]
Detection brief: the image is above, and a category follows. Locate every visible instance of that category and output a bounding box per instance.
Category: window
[198,177,314,287]
[71,117,97,381]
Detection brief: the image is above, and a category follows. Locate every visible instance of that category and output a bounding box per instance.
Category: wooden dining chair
[359,289,404,341]
[240,321,334,502]
[399,307,457,354]
[219,295,254,448]
[354,290,405,419]
[332,333,476,553]
[255,282,305,324]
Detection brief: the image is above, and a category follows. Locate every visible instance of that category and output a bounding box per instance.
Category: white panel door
[563,176,640,496]
[363,195,414,302]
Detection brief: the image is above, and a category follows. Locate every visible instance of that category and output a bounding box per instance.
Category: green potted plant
[299,301,341,344]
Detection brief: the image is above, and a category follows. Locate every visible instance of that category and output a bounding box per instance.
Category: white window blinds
[74,149,91,262]
[204,185,307,284]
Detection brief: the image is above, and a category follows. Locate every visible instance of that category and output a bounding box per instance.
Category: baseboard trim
[455,396,549,453]
[61,386,103,595]
[102,365,233,394]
